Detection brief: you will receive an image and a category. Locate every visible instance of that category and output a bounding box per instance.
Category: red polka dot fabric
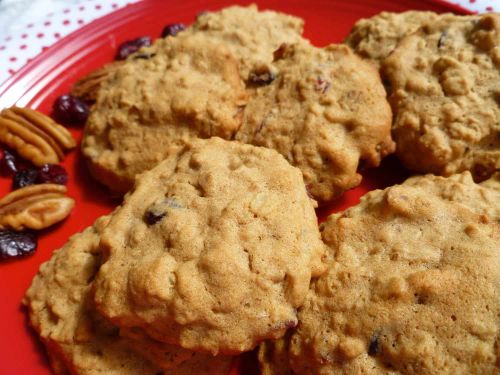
[0,0,497,85]
[0,0,139,84]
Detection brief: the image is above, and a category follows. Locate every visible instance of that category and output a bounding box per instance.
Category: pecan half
[0,184,74,230]
[71,62,123,102]
[0,107,76,166]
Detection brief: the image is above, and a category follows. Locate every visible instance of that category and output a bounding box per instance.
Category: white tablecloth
[0,0,498,85]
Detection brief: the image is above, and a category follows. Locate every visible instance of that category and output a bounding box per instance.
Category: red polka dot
[27,58,33,63]
[44,21,51,26]
[42,46,49,52]
[63,20,71,26]
[63,9,70,14]
[79,6,85,11]
[54,32,61,38]
[469,0,476,3]
[0,46,5,51]
[9,57,17,62]
[77,19,85,25]
[112,3,118,9]
[486,6,493,11]
[21,33,28,39]
[95,5,102,10]
[20,44,27,50]
[37,33,44,38]
[8,69,16,75]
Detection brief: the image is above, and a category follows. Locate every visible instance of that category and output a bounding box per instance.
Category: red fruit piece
[12,169,39,189]
[161,23,186,38]
[116,36,152,60]
[0,230,38,260]
[38,164,68,185]
[53,94,90,125]
[0,149,18,176]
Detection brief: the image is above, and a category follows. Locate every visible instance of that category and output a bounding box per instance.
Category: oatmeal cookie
[481,171,500,193]
[383,14,500,180]
[281,173,500,374]
[189,4,306,79]
[402,172,500,221]
[345,11,443,68]
[81,32,247,194]
[93,137,325,354]
[236,43,394,203]
[23,216,231,374]
[119,326,219,371]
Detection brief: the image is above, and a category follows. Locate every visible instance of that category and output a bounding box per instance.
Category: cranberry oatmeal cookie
[236,43,394,203]
[260,172,500,374]
[81,32,247,194]
[345,11,444,68]
[383,14,500,180]
[188,4,306,79]
[23,216,232,374]
[93,138,325,355]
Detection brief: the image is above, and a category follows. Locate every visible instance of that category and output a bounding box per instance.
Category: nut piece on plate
[262,172,500,374]
[93,137,325,355]
[0,183,74,230]
[71,62,124,102]
[382,14,500,179]
[236,43,394,203]
[0,107,76,166]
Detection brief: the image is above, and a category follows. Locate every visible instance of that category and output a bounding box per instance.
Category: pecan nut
[0,184,75,230]
[71,62,123,102]
[0,106,76,166]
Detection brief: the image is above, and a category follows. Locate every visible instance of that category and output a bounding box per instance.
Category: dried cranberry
[161,23,186,38]
[133,52,156,60]
[144,210,166,225]
[368,334,380,356]
[116,36,152,60]
[248,66,276,86]
[273,44,289,60]
[53,94,90,125]
[38,164,68,185]
[12,169,39,189]
[0,230,37,260]
[0,149,19,176]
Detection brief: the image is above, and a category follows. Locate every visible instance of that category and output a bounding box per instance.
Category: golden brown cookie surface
[23,217,162,374]
[93,138,325,355]
[23,216,231,374]
[383,14,500,179]
[345,11,443,68]
[236,43,394,203]
[82,32,247,194]
[284,173,500,374]
[189,4,306,79]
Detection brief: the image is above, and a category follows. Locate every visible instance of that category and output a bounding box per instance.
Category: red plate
[0,0,469,374]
